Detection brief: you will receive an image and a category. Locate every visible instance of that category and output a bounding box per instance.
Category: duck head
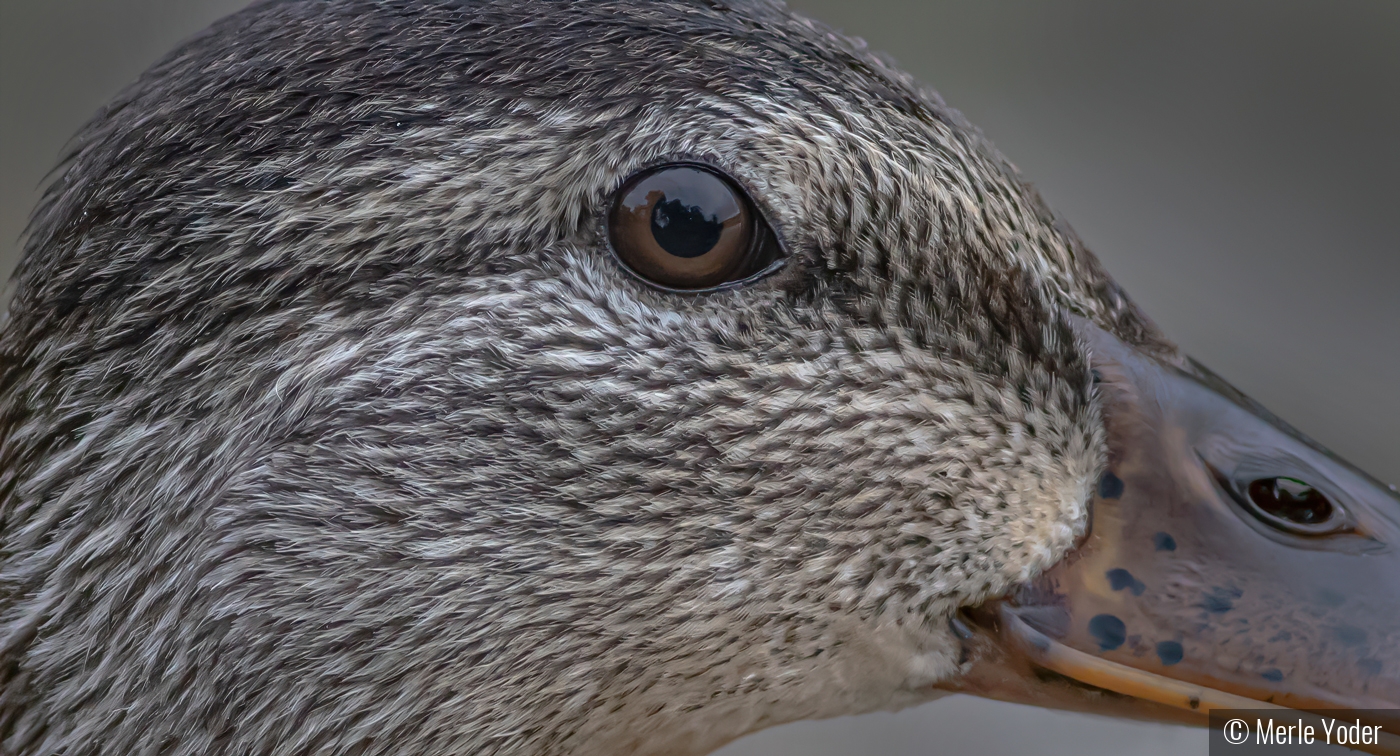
[0,1,1395,755]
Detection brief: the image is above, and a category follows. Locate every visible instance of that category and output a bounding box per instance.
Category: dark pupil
[1247,477,1334,525]
[651,196,722,259]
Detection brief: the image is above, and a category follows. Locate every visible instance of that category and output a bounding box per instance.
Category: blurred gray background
[2,1,1396,754]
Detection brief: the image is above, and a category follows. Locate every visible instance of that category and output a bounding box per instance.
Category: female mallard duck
[2,1,1397,754]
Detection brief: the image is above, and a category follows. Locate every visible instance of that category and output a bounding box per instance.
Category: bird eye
[608,164,781,290]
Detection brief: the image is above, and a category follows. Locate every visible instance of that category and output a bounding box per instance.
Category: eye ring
[607,163,783,291]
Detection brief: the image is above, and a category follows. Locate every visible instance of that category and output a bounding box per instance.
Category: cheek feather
[1,1,1122,754]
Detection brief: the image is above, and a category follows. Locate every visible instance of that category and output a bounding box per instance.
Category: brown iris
[609,165,757,289]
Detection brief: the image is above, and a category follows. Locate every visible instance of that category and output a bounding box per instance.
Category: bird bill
[945,320,1400,753]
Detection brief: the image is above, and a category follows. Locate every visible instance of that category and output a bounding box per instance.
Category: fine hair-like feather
[1,1,1169,754]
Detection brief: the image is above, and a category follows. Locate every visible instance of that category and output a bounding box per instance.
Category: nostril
[1247,477,1334,526]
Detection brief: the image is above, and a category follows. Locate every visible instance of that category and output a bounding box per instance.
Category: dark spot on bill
[1098,471,1125,500]
[1199,586,1241,614]
[1106,568,1147,596]
[1088,614,1127,651]
[1156,641,1184,666]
